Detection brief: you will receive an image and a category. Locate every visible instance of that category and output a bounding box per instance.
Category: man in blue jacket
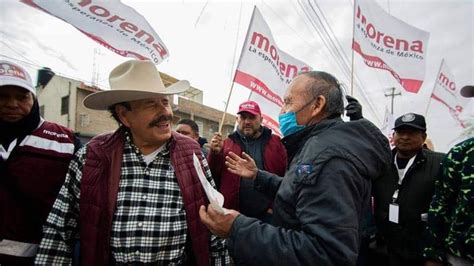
[199,71,391,265]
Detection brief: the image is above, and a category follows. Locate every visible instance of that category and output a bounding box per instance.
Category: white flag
[430,59,468,128]
[380,107,395,148]
[353,0,430,93]
[234,7,311,135]
[21,0,169,64]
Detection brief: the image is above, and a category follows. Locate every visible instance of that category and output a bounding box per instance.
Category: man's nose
[399,133,410,139]
[4,97,19,107]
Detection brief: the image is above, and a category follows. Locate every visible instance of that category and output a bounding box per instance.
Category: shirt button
[142,195,147,200]
[138,222,143,227]
[135,250,140,255]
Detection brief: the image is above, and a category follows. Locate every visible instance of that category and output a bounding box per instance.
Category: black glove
[345,95,363,121]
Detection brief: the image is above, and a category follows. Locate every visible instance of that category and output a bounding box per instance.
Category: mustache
[148,115,173,128]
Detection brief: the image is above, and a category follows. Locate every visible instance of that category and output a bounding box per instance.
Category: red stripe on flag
[261,113,282,137]
[234,70,284,107]
[431,94,466,128]
[352,41,423,93]
[81,31,148,60]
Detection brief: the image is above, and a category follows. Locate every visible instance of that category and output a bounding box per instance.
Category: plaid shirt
[35,133,231,265]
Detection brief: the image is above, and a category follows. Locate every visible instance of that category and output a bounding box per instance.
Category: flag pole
[350,0,356,96]
[424,59,444,116]
[218,5,256,133]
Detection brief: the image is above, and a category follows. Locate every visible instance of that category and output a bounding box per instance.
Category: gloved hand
[345,95,363,121]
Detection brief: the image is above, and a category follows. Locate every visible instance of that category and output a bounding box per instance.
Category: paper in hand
[193,153,228,214]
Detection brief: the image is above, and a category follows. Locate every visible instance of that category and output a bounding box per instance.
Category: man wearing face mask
[208,100,287,222]
[200,71,392,265]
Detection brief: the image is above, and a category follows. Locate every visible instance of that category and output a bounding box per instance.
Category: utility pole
[91,48,102,87]
[384,87,401,114]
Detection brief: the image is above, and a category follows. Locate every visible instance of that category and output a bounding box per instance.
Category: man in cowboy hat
[35,60,230,265]
[0,60,80,265]
[423,85,473,266]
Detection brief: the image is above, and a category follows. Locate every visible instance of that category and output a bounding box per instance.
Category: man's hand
[345,95,363,121]
[225,152,258,180]
[199,205,240,238]
[210,133,223,154]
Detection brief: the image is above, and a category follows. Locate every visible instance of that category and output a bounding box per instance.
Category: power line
[261,1,315,49]
[0,53,108,89]
[296,1,350,81]
[228,2,243,84]
[194,1,209,28]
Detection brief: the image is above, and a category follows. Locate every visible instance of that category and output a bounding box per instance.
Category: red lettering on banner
[356,6,424,53]
[250,32,307,79]
[76,0,168,59]
[135,30,155,44]
[89,5,110,17]
[107,15,125,23]
[439,72,456,91]
[120,22,138,33]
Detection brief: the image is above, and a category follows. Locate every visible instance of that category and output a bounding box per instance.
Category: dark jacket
[80,128,210,266]
[227,118,391,266]
[0,121,75,244]
[207,127,287,213]
[373,148,445,260]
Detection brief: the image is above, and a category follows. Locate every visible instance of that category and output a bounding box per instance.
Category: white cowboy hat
[83,60,190,110]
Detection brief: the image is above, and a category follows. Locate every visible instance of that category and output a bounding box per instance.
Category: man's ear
[116,104,131,127]
[311,95,326,117]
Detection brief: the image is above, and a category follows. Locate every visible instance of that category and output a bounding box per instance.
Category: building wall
[173,97,235,141]
[37,75,80,130]
[74,88,118,136]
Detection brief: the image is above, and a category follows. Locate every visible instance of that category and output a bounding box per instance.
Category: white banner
[353,0,430,93]
[21,0,169,64]
[380,107,395,148]
[430,59,468,128]
[235,7,311,136]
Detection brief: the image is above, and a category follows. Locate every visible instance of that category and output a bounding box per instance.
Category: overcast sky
[0,0,472,152]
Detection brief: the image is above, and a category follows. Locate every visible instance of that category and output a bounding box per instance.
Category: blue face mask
[278,111,306,137]
[278,98,316,137]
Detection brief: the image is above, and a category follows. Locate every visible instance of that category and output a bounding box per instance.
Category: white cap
[0,60,35,95]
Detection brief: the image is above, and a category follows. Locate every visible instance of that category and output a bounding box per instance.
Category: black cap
[393,113,426,131]
[460,85,474,98]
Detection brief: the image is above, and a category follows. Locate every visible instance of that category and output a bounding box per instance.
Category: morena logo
[356,5,424,53]
[77,0,167,60]
[0,63,27,80]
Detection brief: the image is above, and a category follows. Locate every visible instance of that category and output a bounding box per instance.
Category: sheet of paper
[389,204,399,224]
[193,153,228,214]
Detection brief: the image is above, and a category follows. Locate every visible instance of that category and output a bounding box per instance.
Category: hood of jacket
[283,118,391,181]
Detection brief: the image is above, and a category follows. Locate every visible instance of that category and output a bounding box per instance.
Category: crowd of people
[0,59,472,266]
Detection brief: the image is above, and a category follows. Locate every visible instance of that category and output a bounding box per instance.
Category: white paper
[193,153,228,214]
[389,204,399,224]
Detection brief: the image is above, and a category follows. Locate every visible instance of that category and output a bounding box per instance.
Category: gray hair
[299,71,344,119]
